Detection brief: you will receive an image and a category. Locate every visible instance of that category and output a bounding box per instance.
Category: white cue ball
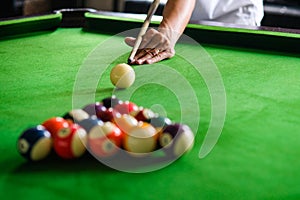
[110,63,135,89]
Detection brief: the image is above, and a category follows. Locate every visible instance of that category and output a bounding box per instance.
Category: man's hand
[125,28,176,65]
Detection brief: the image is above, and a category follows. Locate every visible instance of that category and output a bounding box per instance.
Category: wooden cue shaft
[127,0,161,64]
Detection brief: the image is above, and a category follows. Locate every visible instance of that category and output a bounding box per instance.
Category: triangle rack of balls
[17,96,195,163]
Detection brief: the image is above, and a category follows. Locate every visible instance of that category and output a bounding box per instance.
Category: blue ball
[17,125,52,161]
[77,117,103,133]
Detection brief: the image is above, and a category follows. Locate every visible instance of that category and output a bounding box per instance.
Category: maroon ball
[95,104,115,122]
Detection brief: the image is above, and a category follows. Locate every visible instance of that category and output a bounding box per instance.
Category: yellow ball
[110,63,135,89]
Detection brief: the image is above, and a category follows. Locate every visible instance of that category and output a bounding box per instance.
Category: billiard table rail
[84,11,300,56]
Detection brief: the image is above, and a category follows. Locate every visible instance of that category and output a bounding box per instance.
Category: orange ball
[123,122,158,155]
[113,113,138,134]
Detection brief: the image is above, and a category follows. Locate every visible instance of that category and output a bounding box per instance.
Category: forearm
[159,0,196,36]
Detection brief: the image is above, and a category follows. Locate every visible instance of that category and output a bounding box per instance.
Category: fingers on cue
[130,28,174,64]
[135,48,151,61]
[145,51,173,64]
[134,49,153,64]
[135,49,172,65]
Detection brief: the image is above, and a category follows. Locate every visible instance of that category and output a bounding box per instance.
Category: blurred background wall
[1,0,300,29]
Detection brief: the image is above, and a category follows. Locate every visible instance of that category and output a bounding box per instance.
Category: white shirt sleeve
[190,0,264,26]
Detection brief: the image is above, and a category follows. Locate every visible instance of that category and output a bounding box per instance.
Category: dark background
[1,0,300,29]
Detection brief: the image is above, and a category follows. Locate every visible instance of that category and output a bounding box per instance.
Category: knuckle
[148,28,157,34]
[141,36,149,43]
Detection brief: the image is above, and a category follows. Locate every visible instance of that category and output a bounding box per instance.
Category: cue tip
[127,58,134,64]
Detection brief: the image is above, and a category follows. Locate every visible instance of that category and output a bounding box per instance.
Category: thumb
[124,37,136,47]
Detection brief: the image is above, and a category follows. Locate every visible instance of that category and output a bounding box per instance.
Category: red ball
[53,123,87,159]
[42,117,70,138]
[88,121,124,158]
[114,101,138,115]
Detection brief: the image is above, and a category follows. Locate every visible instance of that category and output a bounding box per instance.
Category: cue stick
[127,0,161,64]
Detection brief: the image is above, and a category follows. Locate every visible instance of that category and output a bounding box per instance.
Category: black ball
[101,95,121,108]
[62,109,89,124]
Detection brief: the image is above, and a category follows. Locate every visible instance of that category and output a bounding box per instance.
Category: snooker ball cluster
[17,96,195,162]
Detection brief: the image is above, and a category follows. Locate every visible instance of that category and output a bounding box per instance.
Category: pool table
[1,9,300,199]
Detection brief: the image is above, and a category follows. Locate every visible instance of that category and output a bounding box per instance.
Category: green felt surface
[1,15,300,199]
